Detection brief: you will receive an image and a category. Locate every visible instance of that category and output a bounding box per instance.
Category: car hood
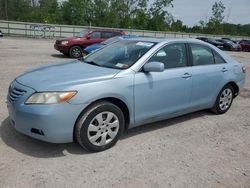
[56,37,75,42]
[16,60,121,91]
[57,37,86,42]
[85,43,104,53]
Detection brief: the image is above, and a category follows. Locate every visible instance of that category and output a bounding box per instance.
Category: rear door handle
[182,73,192,79]
[221,67,228,72]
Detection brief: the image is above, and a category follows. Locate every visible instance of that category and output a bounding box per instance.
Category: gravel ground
[0,37,250,188]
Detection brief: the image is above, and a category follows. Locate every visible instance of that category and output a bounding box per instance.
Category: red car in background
[54,29,125,58]
[239,40,250,52]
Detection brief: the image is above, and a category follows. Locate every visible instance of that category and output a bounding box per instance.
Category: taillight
[242,66,246,73]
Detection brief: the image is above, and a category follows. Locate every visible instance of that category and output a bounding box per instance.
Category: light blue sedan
[7,38,246,151]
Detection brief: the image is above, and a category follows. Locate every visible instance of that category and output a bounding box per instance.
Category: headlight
[25,91,77,104]
[61,41,69,45]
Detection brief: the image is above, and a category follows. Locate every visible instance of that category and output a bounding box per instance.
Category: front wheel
[69,46,82,58]
[211,84,234,114]
[75,101,125,152]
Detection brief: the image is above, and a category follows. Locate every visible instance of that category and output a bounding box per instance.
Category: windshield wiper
[83,60,101,67]
[79,58,122,69]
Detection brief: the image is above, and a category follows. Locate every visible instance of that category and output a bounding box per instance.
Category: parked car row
[196,37,250,52]
[54,30,250,58]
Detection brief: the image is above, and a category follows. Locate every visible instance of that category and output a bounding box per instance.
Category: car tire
[211,84,234,114]
[69,46,82,58]
[75,101,125,152]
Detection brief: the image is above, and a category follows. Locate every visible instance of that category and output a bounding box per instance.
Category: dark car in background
[196,37,224,49]
[216,39,241,51]
[0,30,3,37]
[239,40,250,52]
[54,29,125,58]
[82,35,138,55]
[221,38,236,43]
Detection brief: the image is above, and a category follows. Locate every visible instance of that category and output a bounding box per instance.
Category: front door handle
[182,73,192,79]
[221,67,228,72]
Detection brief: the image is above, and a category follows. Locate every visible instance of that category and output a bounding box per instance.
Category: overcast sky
[167,0,250,26]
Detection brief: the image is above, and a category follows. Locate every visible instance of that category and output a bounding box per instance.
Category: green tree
[129,0,149,29]
[1,0,30,21]
[207,1,226,34]
[61,0,93,25]
[171,19,183,32]
[91,0,110,27]
[148,0,173,31]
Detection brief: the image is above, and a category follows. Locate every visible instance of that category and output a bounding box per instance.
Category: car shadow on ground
[0,110,214,158]
[50,54,71,59]
[0,118,89,157]
[121,110,213,140]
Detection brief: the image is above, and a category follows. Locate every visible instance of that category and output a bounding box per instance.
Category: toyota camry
[7,38,246,152]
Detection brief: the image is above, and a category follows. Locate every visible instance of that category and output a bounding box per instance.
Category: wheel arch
[226,81,239,97]
[69,44,84,50]
[73,97,130,140]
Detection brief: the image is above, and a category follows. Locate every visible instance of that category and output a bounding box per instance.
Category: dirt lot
[0,37,250,188]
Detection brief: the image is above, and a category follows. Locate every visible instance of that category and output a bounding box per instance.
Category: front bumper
[7,80,87,143]
[54,44,69,54]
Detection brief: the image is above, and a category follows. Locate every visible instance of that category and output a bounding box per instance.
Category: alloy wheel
[219,88,233,111]
[72,48,81,58]
[87,112,119,146]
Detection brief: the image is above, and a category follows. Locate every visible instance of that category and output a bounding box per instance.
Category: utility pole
[5,0,8,20]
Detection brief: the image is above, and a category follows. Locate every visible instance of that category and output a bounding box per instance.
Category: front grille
[55,40,61,45]
[8,86,26,103]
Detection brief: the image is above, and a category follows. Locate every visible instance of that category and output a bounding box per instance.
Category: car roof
[122,37,205,44]
[90,29,123,32]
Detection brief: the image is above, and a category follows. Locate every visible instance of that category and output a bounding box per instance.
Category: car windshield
[101,37,120,45]
[208,38,218,43]
[225,40,235,45]
[76,30,89,38]
[82,40,156,69]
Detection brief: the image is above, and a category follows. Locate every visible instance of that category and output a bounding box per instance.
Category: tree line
[0,0,249,36]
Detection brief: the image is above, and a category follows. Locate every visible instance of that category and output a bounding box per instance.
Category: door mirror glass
[143,62,164,72]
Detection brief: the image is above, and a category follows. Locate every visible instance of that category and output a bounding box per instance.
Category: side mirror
[86,35,91,40]
[143,62,164,72]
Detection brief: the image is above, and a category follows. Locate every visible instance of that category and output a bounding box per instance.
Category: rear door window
[213,52,226,64]
[190,44,215,66]
[112,32,122,37]
[101,32,113,39]
[90,32,101,39]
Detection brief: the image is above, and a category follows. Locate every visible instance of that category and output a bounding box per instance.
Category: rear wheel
[211,84,234,114]
[75,101,125,152]
[69,46,82,58]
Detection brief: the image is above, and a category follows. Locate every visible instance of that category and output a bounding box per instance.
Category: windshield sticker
[136,42,154,47]
[116,63,125,68]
